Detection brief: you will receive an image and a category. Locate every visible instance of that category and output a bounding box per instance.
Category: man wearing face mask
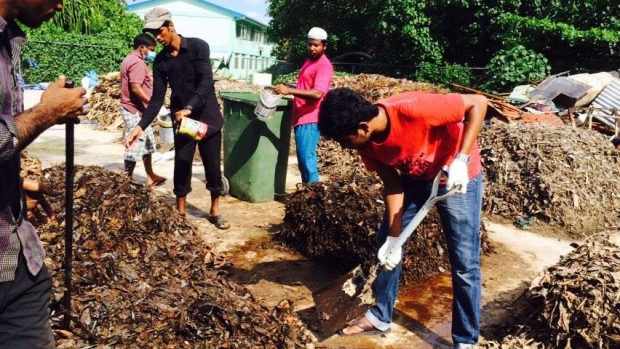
[120,33,166,187]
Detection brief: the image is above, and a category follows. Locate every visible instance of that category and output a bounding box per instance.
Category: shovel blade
[312,265,378,334]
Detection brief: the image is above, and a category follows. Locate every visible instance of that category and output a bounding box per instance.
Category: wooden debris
[453,83,525,121]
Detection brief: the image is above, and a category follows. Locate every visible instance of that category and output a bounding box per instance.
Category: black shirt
[138,36,223,136]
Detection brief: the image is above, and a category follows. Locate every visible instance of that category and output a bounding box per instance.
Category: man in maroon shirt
[120,33,166,187]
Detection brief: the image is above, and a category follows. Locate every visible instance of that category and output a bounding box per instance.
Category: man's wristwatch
[184,105,193,111]
[455,153,471,164]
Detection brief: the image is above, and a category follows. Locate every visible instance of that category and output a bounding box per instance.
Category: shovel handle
[392,170,459,254]
[63,78,75,329]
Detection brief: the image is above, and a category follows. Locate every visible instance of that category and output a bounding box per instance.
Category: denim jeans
[294,123,320,183]
[366,172,483,346]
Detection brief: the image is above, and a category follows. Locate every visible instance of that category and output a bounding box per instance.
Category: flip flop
[207,215,231,230]
[337,317,390,337]
[148,177,167,187]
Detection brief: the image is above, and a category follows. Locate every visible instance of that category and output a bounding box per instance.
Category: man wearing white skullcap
[275,27,333,183]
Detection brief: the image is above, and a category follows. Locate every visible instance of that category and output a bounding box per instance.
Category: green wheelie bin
[220,91,293,203]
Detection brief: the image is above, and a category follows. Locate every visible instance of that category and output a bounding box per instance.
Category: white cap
[307,27,328,40]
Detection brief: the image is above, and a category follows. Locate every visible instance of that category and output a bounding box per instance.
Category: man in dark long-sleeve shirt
[127,8,230,230]
[0,1,88,347]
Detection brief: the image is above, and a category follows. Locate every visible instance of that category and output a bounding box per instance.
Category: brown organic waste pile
[85,72,123,130]
[331,73,447,101]
[31,164,312,348]
[479,123,620,237]
[277,179,465,285]
[483,232,620,349]
[86,75,260,131]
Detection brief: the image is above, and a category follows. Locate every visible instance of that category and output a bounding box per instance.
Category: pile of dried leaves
[86,75,261,131]
[331,73,447,102]
[85,72,123,130]
[479,123,620,237]
[34,165,312,348]
[483,233,620,349]
[276,177,456,285]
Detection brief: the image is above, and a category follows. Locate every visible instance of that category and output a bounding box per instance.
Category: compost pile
[483,232,620,349]
[331,73,447,101]
[20,150,42,178]
[86,74,260,131]
[278,178,458,285]
[215,78,262,108]
[479,123,620,237]
[85,72,123,129]
[34,165,312,348]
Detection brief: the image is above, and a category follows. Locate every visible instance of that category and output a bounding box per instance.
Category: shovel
[312,169,460,334]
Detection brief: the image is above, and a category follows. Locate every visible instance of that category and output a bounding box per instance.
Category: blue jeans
[366,172,483,346]
[294,123,320,183]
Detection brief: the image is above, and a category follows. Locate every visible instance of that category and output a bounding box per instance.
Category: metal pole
[62,78,75,329]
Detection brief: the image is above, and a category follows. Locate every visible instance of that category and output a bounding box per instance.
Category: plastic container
[157,113,174,144]
[220,91,292,202]
[254,86,282,121]
[178,117,208,141]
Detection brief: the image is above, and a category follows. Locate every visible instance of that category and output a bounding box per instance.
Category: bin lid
[220,91,291,107]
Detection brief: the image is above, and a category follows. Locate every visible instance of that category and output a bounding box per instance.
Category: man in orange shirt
[318,88,487,349]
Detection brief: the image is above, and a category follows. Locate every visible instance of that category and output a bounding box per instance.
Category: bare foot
[147,175,167,187]
[340,316,380,335]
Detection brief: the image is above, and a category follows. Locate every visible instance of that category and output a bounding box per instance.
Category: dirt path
[27,123,581,348]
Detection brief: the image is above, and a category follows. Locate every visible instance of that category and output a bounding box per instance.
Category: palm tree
[51,0,121,34]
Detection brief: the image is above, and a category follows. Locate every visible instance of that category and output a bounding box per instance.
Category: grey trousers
[0,251,54,349]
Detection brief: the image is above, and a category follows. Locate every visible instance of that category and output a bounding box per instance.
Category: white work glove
[378,236,402,271]
[446,158,469,194]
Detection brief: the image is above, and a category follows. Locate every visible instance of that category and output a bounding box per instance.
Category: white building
[126,0,276,81]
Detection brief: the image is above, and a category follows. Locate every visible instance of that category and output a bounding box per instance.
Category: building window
[236,24,249,39]
[252,30,263,43]
[234,53,240,69]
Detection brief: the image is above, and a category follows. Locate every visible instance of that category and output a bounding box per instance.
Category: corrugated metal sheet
[591,77,620,129]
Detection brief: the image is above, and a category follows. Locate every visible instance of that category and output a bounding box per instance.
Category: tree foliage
[266,0,443,77]
[21,0,143,83]
[266,0,620,90]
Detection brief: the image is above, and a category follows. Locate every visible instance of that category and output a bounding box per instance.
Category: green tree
[21,0,144,83]
[266,0,620,89]
[266,0,443,76]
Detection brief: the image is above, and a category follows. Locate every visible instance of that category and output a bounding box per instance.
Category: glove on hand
[378,236,402,271]
[446,158,469,194]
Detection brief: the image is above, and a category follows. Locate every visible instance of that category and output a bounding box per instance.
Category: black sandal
[207,215,230,230]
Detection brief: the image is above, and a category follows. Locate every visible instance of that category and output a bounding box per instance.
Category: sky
[126,0,272,25]
[204,0,271,25]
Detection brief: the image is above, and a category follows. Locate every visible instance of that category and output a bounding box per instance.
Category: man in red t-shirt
[120,33,166,187]
[318,88,487,349]
[274,27,334,183]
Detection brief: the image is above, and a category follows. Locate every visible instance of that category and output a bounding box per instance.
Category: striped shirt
[0,18,46,282]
